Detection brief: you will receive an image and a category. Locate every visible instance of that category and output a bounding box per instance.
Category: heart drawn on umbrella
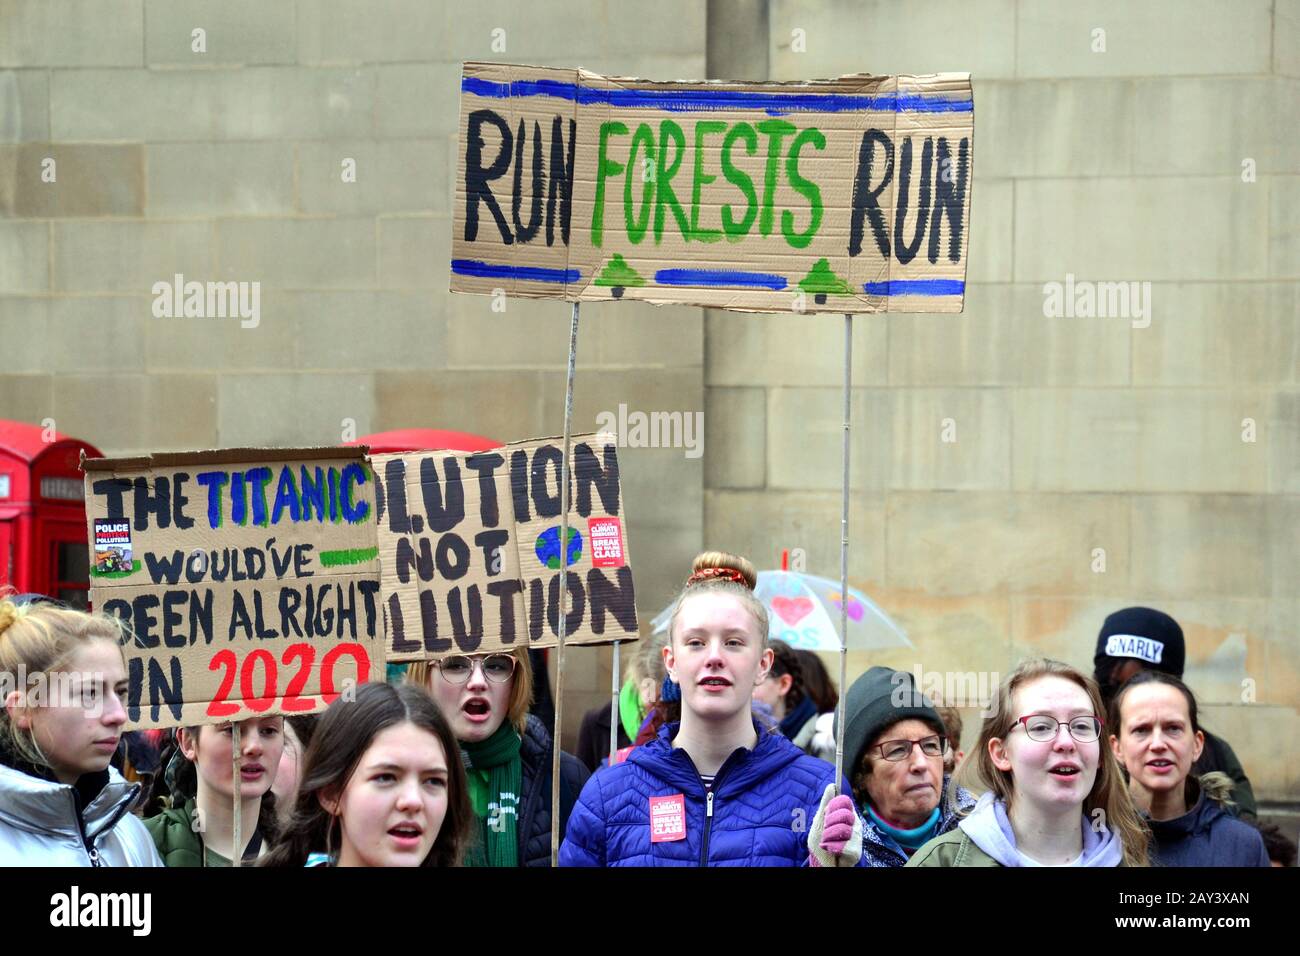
[771,597,814,627]
[831,593,865,622]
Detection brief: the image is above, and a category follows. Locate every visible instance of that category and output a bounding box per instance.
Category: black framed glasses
[1009,714,1103,743]
[435,654,517,684]
[874,734,948,762]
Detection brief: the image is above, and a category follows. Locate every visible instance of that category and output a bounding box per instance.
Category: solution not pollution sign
[371,433,638,661]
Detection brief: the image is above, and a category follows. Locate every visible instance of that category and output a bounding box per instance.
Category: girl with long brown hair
[909,658,1149,867]
[262,681,472,867]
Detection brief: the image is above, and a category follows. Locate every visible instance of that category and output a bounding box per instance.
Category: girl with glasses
[409,647,589,867]
[1109,671,1267,866]
[908,658,1149,867]
[560,551,864,867]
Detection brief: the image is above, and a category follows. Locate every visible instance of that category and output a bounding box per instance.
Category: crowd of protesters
[0,552,1292,868]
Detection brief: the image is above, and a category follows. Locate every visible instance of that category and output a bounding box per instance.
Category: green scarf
[618,679,644,744]
[461,722,522,868]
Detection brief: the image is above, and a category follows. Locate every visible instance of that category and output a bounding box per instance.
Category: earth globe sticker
[535,526,583,569]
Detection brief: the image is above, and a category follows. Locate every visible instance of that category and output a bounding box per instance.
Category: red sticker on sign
[649,794,686,843]
[588,517,625,568]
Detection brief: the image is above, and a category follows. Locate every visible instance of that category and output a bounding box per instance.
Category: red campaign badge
[587,517,625,568]
[648,794,686,843]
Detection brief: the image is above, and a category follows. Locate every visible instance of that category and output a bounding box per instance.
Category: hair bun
[0,600,19,638]
[687,551,757,591]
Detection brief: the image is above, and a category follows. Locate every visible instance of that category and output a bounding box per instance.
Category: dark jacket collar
[1147,780,1224,841]
[519,714,552,769]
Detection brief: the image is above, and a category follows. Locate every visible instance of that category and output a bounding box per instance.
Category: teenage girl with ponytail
[0,594,161,866]
[560,552,864,867]
[143,716,286,866]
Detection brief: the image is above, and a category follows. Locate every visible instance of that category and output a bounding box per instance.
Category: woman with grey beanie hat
[837,665,974,866]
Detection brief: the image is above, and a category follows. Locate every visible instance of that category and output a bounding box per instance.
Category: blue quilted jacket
[559,722,863,867]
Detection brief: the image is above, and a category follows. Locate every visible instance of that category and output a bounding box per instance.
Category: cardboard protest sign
[451,62,972,314]
[372,433,637,661]
[83,448,383,729]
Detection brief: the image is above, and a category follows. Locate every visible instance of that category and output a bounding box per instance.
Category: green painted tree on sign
[594,254,647,299]
[798,258,854,304]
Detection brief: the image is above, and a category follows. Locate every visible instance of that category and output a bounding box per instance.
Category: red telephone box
[0,420,103,608]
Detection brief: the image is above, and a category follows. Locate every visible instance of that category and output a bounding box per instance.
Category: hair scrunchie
[660,674,681,703]
[686,567,748,588]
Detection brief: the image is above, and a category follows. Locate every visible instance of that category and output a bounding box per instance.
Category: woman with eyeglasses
[408,647,589,867]
[908,658,1150,867]
[1109,671,1267,866]
[838,667,975,866]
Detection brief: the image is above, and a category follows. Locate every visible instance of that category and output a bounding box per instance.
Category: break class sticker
[649,793,686,843]
[587,516,625,568]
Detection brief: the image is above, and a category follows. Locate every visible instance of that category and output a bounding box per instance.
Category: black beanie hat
[835,666,945,774]
[1094,607,1186,686]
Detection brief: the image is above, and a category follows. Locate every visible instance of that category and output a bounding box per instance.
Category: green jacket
[143,798,204,868]
[144,799,271,866]
[905,829,1000,867]
[906,827,1132,867]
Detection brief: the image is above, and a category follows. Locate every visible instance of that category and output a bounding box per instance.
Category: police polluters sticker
[92,518,135,576]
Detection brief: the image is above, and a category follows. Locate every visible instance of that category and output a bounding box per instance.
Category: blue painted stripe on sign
[863,279,965,296]
[462,76,580,102]
[461,76,972,115]
[654,269,788,290]
[451,259,580,283]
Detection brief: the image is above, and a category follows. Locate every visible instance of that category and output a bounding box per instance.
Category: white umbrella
[650,568,909,652]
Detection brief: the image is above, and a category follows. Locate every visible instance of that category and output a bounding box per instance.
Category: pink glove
[808,784,863,867]
[819,795,857,854]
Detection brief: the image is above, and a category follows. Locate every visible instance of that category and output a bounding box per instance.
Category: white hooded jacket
[957,792,1123,867]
